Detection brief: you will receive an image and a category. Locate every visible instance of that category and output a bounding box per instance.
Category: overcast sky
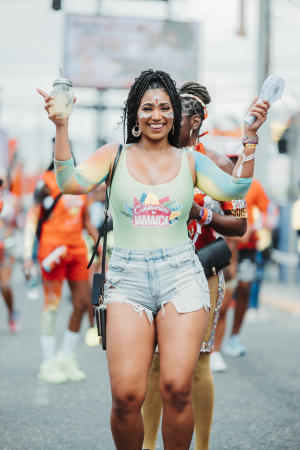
[0,0,299,171]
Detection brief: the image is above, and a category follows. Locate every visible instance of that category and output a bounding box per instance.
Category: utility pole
[236,0,246,36]
[254,0,270,186]
[257,0,270,93]
[95,0,106,148]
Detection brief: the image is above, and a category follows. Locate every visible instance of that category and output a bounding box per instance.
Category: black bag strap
[36,192,63,240]
[87,144,123,270]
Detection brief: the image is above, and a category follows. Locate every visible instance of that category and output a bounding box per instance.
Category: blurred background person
[23,155,100,384]
[0,170,20,333]
[292,187,300,282]
[213,158,273,366]
[247,200,279,322]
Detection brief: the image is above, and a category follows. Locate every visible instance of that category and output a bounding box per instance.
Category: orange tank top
[39,171,87,253]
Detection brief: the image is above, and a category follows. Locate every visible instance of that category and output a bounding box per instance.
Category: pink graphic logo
[124,193,182,227]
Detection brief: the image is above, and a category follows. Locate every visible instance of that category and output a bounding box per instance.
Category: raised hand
[244,98,270,136]
[37,88,76,127]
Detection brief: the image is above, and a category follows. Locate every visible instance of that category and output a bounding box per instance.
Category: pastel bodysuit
[54,145,252,250]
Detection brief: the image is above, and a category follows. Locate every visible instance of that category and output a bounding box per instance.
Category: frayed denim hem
[105,299,155,324]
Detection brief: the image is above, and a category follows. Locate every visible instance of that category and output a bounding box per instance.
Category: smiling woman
[123,70,182,148]
[38,68,269,450]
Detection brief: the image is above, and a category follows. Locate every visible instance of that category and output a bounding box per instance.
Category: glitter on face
[139,111,152,119]
[139,94,174,121]
[162,111,174,119]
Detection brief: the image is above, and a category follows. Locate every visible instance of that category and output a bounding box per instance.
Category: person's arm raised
[189,151,253,200]
[54,143,117,194]
[188,99,270,200]
[37,88,116,194]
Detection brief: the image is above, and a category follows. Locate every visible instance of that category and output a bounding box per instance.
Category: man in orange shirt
[24,161,99,384]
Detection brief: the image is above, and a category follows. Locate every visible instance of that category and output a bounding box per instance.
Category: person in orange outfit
[24,160,100,384]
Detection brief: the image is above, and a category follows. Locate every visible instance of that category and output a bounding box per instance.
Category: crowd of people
[0,68,290,449]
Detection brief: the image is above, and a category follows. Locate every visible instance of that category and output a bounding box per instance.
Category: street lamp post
[254,0,270,189]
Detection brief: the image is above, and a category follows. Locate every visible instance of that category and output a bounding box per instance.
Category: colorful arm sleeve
[54,149,112,194]
[191,150,253,201]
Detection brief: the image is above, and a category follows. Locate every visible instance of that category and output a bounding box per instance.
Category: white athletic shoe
[210,351,227,372]
[223,335,247,357]
[56,352,86,382]
[246,308,270,324]
[85,326,100,347]
[38,358,68,384]
[245,308,260,323]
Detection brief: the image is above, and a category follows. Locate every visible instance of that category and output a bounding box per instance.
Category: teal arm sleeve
[191,150,252,201]
[54,158,108,194]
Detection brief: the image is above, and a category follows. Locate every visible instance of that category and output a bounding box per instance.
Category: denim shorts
[104,240,210,323]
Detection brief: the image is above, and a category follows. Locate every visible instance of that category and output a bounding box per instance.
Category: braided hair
[179,81,211,121]
[122,69,182,147]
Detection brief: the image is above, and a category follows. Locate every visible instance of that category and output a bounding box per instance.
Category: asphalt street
[1,264,300,450]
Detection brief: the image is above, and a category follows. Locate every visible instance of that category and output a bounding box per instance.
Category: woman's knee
[160,378,192,413]
[72,297,88,315]
[112,387,145,418]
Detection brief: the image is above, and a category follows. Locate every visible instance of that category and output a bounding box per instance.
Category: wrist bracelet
[236,150,256,177]
[203,208,213,225]
[198,207,208,223]
[198,207,213,225]
[244,143,257,149]
[242,134,259,145]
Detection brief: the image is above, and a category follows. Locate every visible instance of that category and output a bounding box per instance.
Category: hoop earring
[132,123,141,138]
[189,129,194,146]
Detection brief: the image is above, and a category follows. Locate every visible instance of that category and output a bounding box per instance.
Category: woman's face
[137,88,174,142]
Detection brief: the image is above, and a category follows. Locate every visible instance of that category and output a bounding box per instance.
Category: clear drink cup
[49,78,74,119]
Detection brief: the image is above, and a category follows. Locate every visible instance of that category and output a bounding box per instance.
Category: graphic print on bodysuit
[123,193,183,227]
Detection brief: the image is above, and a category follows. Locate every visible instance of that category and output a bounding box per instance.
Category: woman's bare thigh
[157,302,209,386]
[106,303,156,397]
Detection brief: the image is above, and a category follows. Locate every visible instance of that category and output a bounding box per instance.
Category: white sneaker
[85,326,100,347]
[246,308,270,324]
[245,308,260,324]
[38,358,68,384]
[223,335,247,357]
[210,351,227,372]
[56,352,86,382]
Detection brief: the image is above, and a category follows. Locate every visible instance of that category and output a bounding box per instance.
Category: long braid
[180,81,211,120]
[122,69,182,147]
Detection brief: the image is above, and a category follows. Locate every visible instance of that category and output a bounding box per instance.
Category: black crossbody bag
[88,144,123,350]
[196,236,232,278]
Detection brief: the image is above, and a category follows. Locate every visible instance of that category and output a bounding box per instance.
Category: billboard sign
[64,14,200,89]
